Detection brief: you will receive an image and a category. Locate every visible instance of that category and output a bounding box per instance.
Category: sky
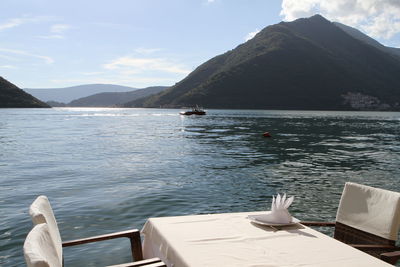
[1,0,400,89]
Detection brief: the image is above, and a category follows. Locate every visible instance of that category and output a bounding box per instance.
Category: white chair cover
[24,223,62,267]
[336,182,400,240]
[29,196,63,261]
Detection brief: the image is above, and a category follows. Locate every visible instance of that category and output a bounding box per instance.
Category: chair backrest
[24,223,62,267]
[29,196,63,261]
[336,182,400,241]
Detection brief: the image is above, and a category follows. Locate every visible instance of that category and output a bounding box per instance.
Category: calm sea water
[1,108,400,266]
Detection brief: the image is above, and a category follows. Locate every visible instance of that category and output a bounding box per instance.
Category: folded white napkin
[257,193,294,224]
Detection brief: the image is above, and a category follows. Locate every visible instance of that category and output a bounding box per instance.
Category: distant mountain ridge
[68,86,167,107]
[0,77,49,108]
[129,15,400,111]
[333,22,400,59]
[25,84,138,103]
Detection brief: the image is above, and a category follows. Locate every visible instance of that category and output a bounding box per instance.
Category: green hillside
[0,77,50,108]
[130,15,400,111]
[68,86,167,107]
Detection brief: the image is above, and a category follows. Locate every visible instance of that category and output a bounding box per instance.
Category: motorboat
[179,106,206,115]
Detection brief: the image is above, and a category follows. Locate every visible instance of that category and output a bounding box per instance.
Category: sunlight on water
[1,108,400,266]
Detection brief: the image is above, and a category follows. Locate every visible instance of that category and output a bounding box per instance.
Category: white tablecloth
[142,211,391,267]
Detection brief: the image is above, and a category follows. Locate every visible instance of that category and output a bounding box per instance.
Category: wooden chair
[301,182,400,265]
[24,223,62,267]
[27,195,166,267]
[24,223,165,267]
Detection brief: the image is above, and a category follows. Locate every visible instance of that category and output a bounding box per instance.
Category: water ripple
[1,108,400,266]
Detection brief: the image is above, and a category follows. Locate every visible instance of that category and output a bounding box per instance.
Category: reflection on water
[1,108,399,266]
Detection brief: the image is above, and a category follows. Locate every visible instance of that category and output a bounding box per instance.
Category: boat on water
[179,106,206,115]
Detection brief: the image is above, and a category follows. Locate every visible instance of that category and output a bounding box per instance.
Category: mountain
[46,101,67,107]
[333,22,400,59]
[130,15,400,111]
[68,86,167,107]
[25,84,138,103]
[0,77,50,108]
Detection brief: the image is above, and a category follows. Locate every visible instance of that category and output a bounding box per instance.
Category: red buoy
[263,132,271,138]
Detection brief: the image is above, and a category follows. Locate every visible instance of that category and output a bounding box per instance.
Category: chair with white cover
[26,195,166,267]
[24,223,62,267]
[301,182,400,265]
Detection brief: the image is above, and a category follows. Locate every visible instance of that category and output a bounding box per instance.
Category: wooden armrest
[106,258,165,267]
[380,251,400,265]
[62,229,143,261]
[62,229,140,246]
[350,244,397,251]
[300,221,336,227]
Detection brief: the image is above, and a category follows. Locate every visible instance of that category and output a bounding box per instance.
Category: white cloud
[280,0,400,40]
[204,0,216,5]
[103,56,190,75]
[134,47,162,54]
[84,55,193,87]
[0,65,17,69]
[0,16,56,31]
[0,18,26,31]
[37,35,64,39]
[0,16,69,40]
[0,47,54,64]
[50,24,71,33]
[245,29,260,41]
[362,14,400,39]
[37,24,71,39]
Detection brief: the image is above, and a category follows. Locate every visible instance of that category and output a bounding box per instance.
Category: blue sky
[1,0,400,89]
